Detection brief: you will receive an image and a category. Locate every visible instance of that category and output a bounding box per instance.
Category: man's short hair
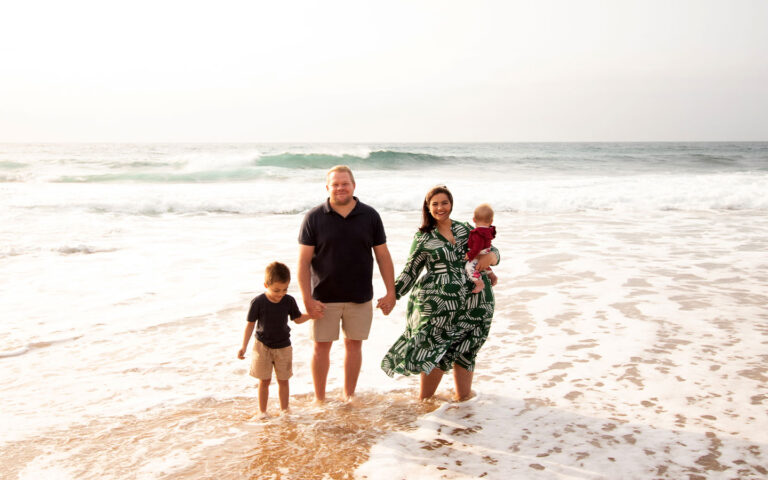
[265,261,291,285]
[474,203,494,224]
[326,165,355,185]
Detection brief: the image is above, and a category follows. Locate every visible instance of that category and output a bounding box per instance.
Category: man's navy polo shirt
[298,197,386,303]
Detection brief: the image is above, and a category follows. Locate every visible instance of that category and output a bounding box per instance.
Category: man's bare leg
[277,379,290,411]
[419,368,445,400]
[312,341,332,402]
[453,364,474,401]
[343,339,362,400]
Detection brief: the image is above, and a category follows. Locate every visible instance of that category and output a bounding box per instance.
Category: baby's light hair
[474,203,494,224]
[265,261,291,285]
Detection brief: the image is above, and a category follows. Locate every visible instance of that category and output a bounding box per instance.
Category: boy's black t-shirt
[246,293,302,349]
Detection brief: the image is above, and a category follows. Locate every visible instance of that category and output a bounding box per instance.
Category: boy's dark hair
[265,261,291,285]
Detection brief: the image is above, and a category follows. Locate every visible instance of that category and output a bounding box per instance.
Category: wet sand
[3,209,766,479]
[2,391,440,479]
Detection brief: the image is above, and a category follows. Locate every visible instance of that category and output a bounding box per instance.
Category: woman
[381,185,498,401]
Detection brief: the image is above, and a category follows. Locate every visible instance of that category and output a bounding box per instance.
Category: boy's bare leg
[343,339,362,400]
[277,379,290,411]
[419,368,445,400]
[452,365,474,401]
[258,378,271,414]
[312,341,332,402]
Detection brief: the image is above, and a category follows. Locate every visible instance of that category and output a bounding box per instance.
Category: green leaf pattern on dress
[381,220,497,377]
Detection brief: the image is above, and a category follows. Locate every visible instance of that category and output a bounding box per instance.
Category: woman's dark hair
[420,185,453,233]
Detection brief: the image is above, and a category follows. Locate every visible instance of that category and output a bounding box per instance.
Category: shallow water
[361,209,768,479]
[2,391,441,479]
[2,143,767,478]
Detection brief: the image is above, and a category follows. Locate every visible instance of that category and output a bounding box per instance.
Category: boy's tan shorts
[311,301,373,342]
[250,341,293,381]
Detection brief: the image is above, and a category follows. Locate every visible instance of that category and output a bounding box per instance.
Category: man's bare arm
[298,244,325,318]
[373,243,396,315]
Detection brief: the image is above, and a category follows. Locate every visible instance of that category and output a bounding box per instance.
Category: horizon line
[2,140,767,145]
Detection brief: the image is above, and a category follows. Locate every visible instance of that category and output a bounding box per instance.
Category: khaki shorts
[311,301,373,342]
[249,340,293,381]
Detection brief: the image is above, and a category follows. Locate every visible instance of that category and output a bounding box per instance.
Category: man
[298,165,396,403]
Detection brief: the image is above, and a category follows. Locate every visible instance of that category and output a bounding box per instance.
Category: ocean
[1,142,767,479]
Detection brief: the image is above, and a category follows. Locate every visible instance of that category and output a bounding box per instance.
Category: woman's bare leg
[419,368,445,400]
[452,365,474,401]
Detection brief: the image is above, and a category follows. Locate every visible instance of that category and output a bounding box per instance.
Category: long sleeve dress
[381,220,498,377]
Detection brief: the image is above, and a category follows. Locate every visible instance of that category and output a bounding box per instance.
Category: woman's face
[428,193,452,223]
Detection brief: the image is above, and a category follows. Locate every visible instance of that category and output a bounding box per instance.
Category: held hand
[488,271,499,286]
[376,292,396,315]
[305,299,326,319]
[237,347,246,359]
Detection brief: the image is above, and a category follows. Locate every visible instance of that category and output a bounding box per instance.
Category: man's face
[326,171,355,206]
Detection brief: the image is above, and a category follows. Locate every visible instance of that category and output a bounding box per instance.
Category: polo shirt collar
[323,196,361,216]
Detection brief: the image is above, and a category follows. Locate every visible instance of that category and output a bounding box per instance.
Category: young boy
[465,203,498,293]
[238,261,310,417]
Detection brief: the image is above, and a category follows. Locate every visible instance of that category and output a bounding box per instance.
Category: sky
[1,0,767,142]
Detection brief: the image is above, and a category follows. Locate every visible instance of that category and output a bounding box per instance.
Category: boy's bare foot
[471,282,483,293]
[253,412,269,420]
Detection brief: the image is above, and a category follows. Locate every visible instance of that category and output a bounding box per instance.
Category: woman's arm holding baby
[476,250,499,286]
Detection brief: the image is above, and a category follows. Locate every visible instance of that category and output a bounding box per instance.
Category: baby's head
[473,203,494,227]
[264,261,291,302]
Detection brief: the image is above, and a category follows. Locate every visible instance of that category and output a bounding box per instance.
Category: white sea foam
[1,144,767,478]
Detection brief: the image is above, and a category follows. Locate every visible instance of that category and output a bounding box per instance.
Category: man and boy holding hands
[238,165,395,416]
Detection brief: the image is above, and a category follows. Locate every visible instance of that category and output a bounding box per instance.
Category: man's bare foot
[253,411,269,420]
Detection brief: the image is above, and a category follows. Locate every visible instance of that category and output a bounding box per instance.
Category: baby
[465,203,498,293]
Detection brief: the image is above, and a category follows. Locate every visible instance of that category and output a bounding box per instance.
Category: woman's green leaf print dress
[381,220,497,377]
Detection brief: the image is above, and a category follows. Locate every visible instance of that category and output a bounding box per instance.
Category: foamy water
[1,143,767,478]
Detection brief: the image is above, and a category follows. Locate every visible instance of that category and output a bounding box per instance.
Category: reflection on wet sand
[0,390,439,480]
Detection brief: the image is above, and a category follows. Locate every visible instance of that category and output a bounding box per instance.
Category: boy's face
[265,281,290,303]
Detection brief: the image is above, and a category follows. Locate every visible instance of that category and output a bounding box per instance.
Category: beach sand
[3,209,766,479]
[357,210,768,479]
